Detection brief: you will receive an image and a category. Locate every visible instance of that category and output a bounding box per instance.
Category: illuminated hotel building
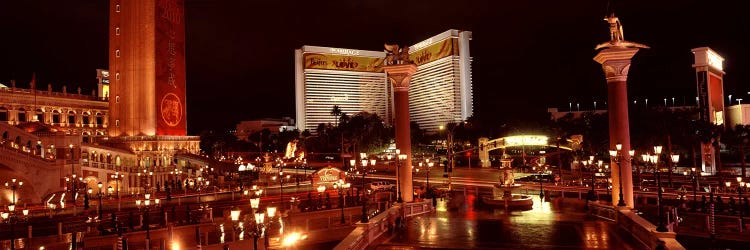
[295,46,389,133]
[408,30,473,132]
[295,30,473,133]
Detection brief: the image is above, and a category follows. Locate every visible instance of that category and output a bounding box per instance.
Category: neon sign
[503,135,549,147]
[707,50,723,71]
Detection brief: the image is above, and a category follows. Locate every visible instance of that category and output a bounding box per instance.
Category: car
[369,181,395,191]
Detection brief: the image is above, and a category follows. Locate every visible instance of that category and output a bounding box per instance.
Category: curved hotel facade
[295,46,389,133]
[408,30,473,132]
[295,30,472,133]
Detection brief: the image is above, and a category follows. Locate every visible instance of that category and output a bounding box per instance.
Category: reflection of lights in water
[219,224,225,243]
[282,232,307,247]
[436,200,448,212]
[582,223,610,248]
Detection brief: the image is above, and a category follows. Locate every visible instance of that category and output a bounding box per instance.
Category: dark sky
[1,0,748,134]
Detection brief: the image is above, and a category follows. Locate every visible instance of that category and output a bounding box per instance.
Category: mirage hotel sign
[312,167,346,186]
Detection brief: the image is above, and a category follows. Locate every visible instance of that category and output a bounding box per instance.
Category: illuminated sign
[408,38,458,66]
[155,0,187,135]
[329,48,361,56]
[503,135,549,147]
[707,50,723,71]
[303,53,384,72]
[311,167,346,186]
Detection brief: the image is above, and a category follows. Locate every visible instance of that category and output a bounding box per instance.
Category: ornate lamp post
[333,179,351,224]
[588,156,596,197]
[1,203,29,250]
[609,143,635,207]
[689,167,699,212]
[532,165,545,199]
[265,206,277,249]
[317,185,326,210]
[359,156,374,223]
[249,195,262,250]
[737,177,745,231]
[135,193,160,249]
[396,151,407,203]
[96,182,105,219]
[643,145,668,232]
[111,172,124,209]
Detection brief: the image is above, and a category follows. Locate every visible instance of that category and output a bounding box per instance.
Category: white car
[369,181,395,191]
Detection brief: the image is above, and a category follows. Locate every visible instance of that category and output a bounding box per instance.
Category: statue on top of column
[595,13,649,50]
[384,44,414,65]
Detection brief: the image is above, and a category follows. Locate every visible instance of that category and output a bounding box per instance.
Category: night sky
[1,0,748,134]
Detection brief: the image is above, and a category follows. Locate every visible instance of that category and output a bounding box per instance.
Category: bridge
[478,135,583,167]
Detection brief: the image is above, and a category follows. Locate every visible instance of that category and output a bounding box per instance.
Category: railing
[617,209,684,250]
[0,87,103,101]
[589,202,617,222]
[334,200,433,250]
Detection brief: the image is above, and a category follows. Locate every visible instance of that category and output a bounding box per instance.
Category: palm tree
[330,105,343,127]
[695,120,723,173]
[726,125,750,177]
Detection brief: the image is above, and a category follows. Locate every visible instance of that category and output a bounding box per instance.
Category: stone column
[594,48,641,208]
[383,64,418,203]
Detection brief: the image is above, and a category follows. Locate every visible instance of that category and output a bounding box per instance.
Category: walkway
[375,191,646,249]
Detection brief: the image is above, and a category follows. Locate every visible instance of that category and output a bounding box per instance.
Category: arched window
[95,113,103,127]
[17,108,26,122]
[68,111,76,125]
[2,131,8,140]
[82,131,91,143]
[82,112,91,127]
[35,109,43,122]
[52,110,61,124]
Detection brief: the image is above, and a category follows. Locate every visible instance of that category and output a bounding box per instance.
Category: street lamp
[689,167,699,212]
[609,143,635,207]
[333,179,351,224]
[265,206,277,249]
[317,185,326,210]
[135,193,160,249]
[737,177,745,231]
[395,151,407,203]
[111,172,124,200]
[643,145,668,232]
[1,202,29,250]
[96,182,105,219]
[358,155,374,223]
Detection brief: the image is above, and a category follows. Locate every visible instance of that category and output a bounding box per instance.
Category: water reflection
[387,191,639,249]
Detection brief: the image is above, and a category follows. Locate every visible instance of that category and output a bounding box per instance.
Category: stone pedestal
[594,47,641,208]
[383,64,418,203]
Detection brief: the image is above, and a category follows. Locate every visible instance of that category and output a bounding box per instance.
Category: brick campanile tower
[383,50,418,203]
[108,0,199,193]
[109,0,188,137]
[594,14,649,208]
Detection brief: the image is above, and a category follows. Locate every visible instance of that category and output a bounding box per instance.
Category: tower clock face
[160,93,182,127]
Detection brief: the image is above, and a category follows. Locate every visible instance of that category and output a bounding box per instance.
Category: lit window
[115,120,120,127]
[116,96,120,103]
[116,72,120,80]
[115,49,120,58]
[115,27,120,35]
[115,4,121,12]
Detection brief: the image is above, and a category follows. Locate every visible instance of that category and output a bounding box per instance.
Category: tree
[725,125,750,177]
[330,105,343,127]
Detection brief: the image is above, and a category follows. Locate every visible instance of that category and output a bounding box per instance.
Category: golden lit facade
[295,46,390,133]
[294,30,473,133]
[408,30,473,132]
[0,81,109,141]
